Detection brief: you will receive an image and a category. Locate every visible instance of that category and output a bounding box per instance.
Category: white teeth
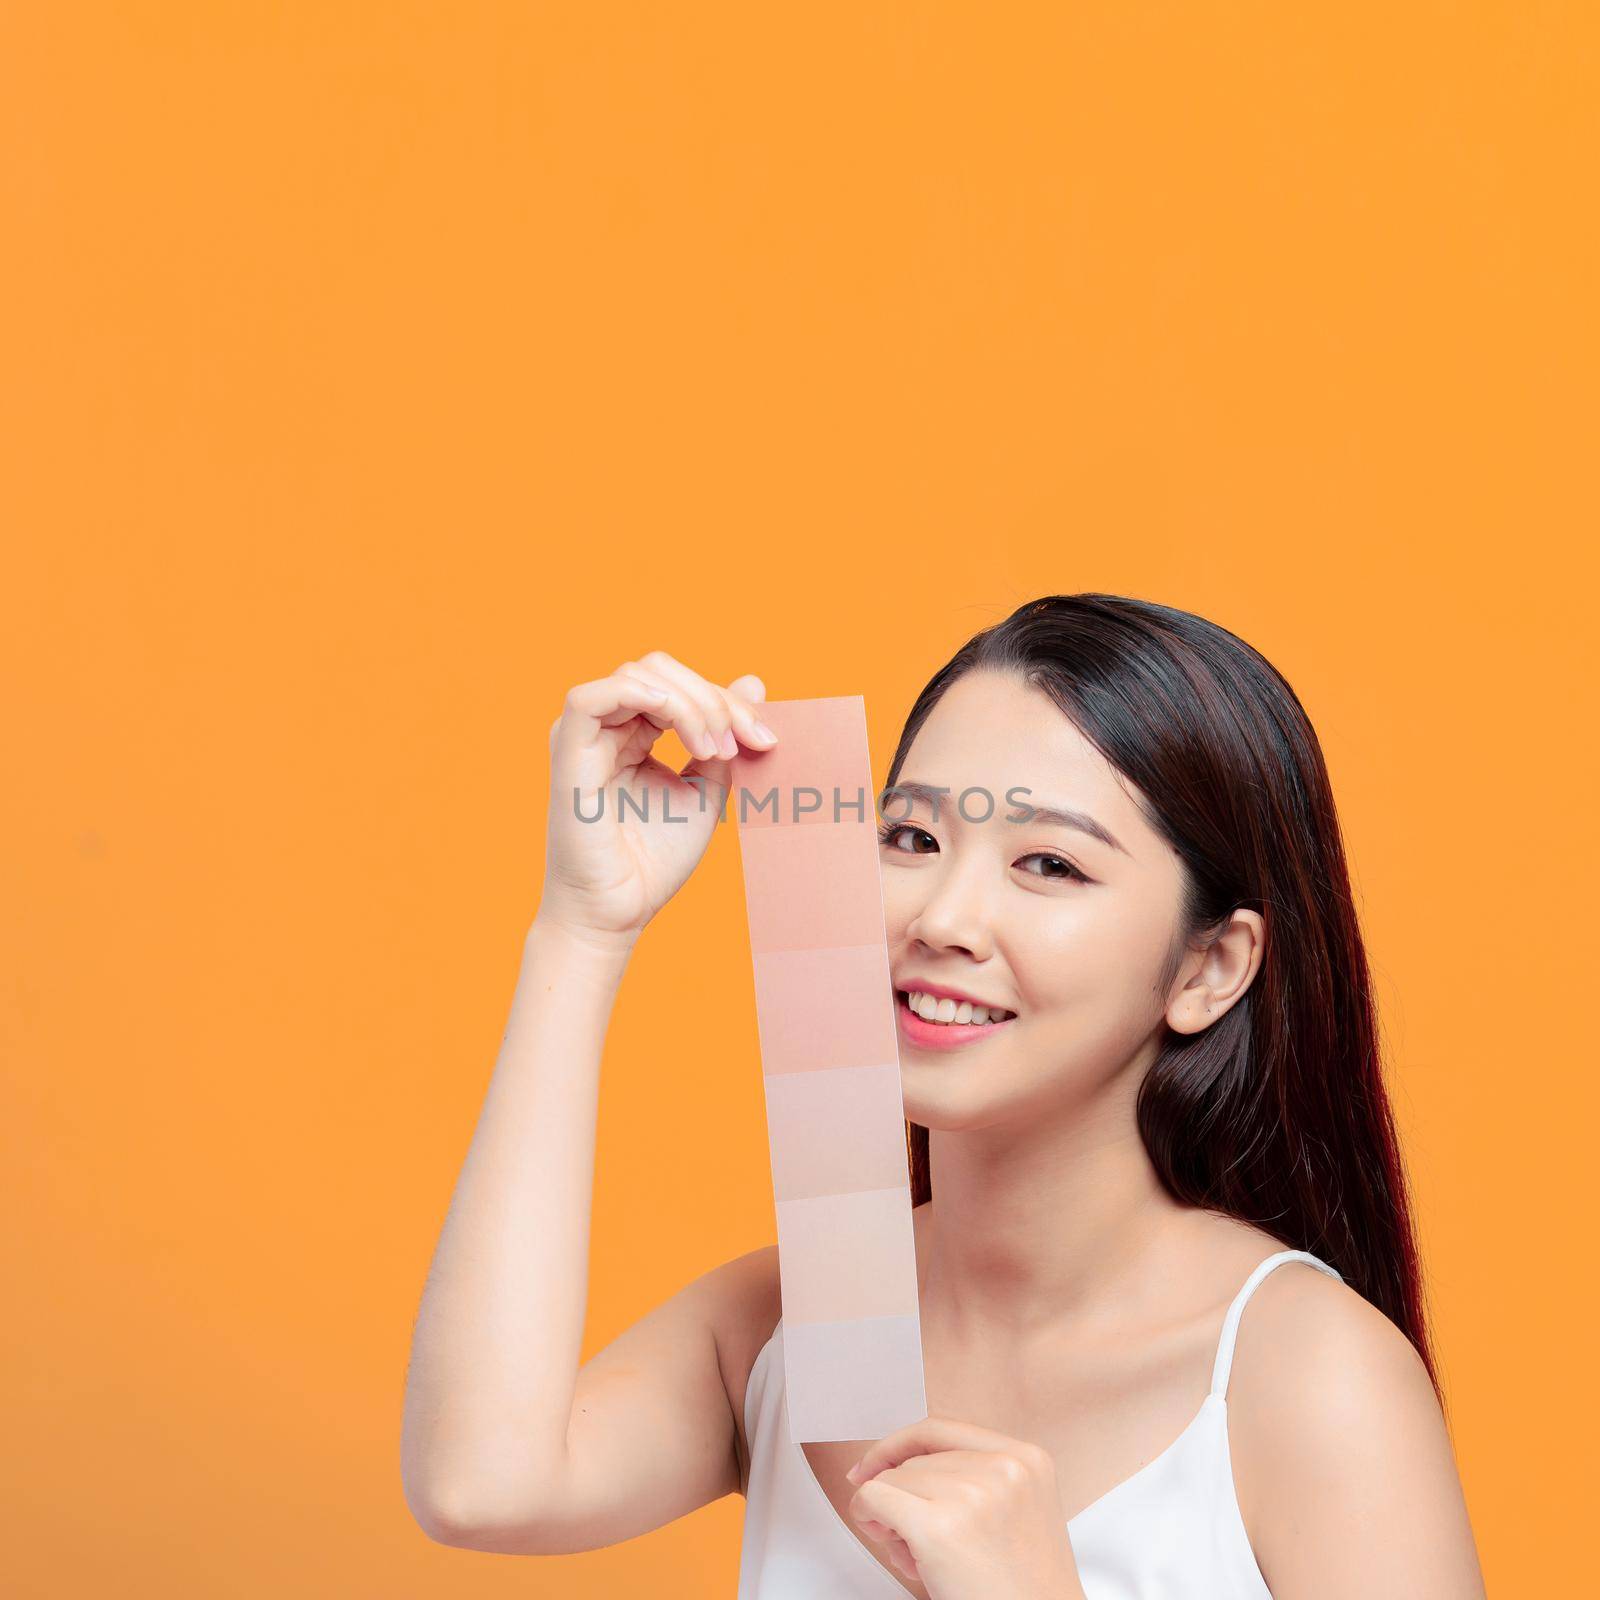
[904,990,1013,1025]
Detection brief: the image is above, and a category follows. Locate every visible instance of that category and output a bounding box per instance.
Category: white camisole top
[737,1248,1344,1599]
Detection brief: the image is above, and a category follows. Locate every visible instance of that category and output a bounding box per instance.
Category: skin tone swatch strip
[730,696,928,1443]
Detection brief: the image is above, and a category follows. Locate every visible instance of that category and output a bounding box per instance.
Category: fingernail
[719,729,738,758]
[845,1464,860,1483]
[754,721,778,744]
[694,730,718,759]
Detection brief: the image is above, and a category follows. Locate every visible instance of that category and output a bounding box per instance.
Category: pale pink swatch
[782,1315,927,1443]
[774,1186,922,1323]
[750,944,900,1075]
[737,821,886,952]
[763,1063,908,1201]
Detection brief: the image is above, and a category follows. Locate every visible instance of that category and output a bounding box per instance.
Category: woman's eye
[878,823,937,854]
[1017,852,1086,883]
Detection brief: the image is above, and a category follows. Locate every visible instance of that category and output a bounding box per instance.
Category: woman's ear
[1165,909,1265,1034]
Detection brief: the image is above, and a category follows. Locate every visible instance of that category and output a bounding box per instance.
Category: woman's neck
[919,1106,1196,1346]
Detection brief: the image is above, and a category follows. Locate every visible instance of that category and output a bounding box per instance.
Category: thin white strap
[1209,1249,1344,1398]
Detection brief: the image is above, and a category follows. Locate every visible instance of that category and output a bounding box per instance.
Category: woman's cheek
[1034,975,1159,1080]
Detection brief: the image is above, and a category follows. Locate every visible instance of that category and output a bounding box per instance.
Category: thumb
[679,748,733,815]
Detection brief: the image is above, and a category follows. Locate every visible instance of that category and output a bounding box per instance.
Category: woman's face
[881,668,1191,1131]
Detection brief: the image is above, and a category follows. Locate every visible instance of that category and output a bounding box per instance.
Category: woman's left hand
[845,1416,1087,1599]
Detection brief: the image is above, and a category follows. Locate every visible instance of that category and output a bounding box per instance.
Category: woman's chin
[898,1080,988,1131]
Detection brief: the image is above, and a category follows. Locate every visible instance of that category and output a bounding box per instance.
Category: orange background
[4,4,1594,1593]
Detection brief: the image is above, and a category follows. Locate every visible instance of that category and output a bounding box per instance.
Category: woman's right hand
[535,651,779,949]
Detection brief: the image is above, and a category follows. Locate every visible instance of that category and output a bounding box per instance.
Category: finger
[607,658,773,767]
[639,652,770,758]
[609,667,736,797]
[673,724,736,805]
[886,1534,921,1584]
[631,653,734,759]
[611,662,721,759]
[847,1416,1033,1484]
[608,663,695,729]
[557,674,674,754]
[637,652,775,756]
[723,674,778,747]
[850,1474,941,1551]
[855,1517,919,1582]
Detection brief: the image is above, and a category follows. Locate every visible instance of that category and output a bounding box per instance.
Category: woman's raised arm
[399,655,776,1546]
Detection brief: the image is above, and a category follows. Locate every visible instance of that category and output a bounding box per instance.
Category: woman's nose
[903,862,995,961]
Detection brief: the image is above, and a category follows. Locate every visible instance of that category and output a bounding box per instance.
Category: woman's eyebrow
[885,780,1131,857]
[1020,801,1131,857]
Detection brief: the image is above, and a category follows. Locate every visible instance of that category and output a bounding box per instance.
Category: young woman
[401,594,1487,1599]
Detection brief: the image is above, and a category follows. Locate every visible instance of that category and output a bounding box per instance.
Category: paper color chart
[730,696,928,1443]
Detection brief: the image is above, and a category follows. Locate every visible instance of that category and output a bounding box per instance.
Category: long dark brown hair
[889,593,1439,1399]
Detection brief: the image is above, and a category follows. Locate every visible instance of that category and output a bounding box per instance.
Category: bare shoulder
[1227,1258,1486,1596]
[1226,1254,1430,1440]
[702,1242,782,1494]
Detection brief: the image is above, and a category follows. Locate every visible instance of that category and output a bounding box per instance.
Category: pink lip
[896,978,1015,1013]
[894,989,1018,1051]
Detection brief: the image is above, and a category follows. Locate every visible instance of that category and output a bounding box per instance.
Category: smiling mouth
[895,989,1018,1028]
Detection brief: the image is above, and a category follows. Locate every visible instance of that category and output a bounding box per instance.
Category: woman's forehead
[906,673,1119,791]
[900,673,1156,847]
